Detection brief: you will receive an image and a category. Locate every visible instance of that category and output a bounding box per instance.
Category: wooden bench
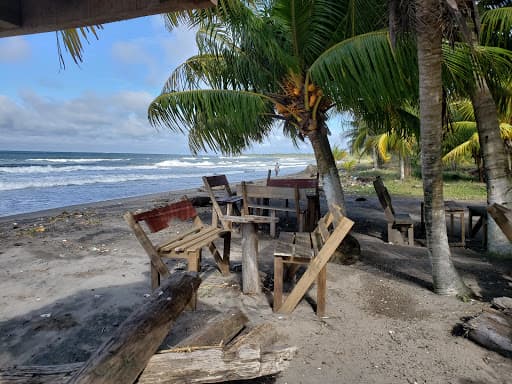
[124,198,231,308]
[373,176,414,245]
[273,205,354,316]
[237,182,308,238]
[266,171,320,231]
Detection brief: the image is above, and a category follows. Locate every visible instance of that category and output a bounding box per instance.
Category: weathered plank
[173,309,249,349]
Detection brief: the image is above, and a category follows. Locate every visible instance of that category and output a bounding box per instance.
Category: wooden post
[241,222,260,294]
[66,272,201,384]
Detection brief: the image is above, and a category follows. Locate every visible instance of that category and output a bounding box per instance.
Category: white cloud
[0,90,190,153]
[0,36,31,63]
[160,27,198,66]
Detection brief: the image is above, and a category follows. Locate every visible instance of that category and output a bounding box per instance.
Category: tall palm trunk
[471,73,512,254]
[307,125,346,213]
[468,1,512,254]
[417,0,470,296]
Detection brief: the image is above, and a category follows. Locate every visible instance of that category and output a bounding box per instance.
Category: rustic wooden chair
[203,175,243,229]
[273,205,353,316]
[124,198,231,308]
[373,176,414,245]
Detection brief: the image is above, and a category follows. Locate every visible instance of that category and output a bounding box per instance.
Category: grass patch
[342,167,486,201]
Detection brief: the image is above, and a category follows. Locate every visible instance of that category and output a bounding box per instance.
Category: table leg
[460,211,465,247]
[241,222,261,294]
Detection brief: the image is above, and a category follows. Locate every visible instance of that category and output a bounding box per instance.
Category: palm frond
[442,131,480,163]
[148,89,275,155]
[309,31,415,113]
[56,26,102,69]
[376,133,392,162]
[480,7,512,48]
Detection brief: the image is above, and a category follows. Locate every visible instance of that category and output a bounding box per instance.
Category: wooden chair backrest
[373,177,396,222]
[203,174,234,196]
[203,175,237,229]
[131,199,198,233]
[239,181,304,215]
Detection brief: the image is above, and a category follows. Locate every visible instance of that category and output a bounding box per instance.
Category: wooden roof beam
[0,0,216,38]
[0,0,21,30]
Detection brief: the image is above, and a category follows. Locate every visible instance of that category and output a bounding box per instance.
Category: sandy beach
[1,182,511,383]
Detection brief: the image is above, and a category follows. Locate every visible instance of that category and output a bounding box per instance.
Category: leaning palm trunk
[417,0,470,296]
[471,77,512,254]
[307,126,346,213]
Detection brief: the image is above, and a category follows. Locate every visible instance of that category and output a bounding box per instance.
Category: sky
[0,15,348,155]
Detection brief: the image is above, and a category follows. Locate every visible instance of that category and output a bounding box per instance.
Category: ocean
[0,151,314,217]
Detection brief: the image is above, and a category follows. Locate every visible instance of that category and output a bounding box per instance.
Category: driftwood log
[137,323,297,384]
[461,297,512,358]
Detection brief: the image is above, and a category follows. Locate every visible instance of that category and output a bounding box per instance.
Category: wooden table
[421,201,465,247]
[224,215,279,294]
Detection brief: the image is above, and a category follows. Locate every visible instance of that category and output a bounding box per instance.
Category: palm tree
[470,4,512,254]
[417,0,471,296]
[148,0,388,212]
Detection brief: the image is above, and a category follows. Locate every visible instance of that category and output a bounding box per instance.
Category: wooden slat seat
[373,176,414,245]
[124,198,231,309]
[273,205,354,316]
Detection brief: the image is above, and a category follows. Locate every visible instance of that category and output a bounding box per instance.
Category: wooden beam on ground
[66,272,201,384]
[0,0,216,38]
[137,323,297,383]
